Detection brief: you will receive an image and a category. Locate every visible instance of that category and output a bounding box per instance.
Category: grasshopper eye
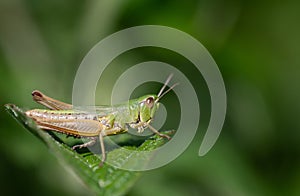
[145,97,154,108]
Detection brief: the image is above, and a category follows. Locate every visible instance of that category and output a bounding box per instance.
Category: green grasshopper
[25,75,178,166]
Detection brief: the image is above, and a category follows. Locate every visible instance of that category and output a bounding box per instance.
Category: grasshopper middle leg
[72,137,97,150]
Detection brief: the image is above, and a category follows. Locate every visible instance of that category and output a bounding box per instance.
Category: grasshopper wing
[36,119,104,137]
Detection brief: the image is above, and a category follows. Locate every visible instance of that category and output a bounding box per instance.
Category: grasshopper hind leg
[31,90,73,110]
[98,132,106,167]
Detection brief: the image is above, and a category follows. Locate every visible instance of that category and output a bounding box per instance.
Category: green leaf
[5,104,173,196]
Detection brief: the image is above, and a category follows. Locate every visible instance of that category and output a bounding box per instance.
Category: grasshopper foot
[159,133,171,140]
[148,124,171,140]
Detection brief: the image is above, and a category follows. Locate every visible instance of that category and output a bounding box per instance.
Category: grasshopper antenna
[157,83,179,101]
[157,74,174,98]
[157,74,179,101]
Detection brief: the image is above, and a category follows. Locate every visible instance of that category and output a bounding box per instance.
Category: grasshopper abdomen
[26,109,97,121]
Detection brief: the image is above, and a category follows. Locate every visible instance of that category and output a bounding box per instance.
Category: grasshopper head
[137,94,160,123]
[137,74,179,124]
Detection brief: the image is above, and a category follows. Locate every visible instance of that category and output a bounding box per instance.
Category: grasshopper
[25,75,178,166]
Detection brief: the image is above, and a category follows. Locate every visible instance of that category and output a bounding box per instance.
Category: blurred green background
[1,0,300,195]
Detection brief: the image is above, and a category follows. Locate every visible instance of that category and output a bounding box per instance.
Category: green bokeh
[1,0,299,195]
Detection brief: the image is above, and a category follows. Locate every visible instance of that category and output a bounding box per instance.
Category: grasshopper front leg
[148,124,171,140]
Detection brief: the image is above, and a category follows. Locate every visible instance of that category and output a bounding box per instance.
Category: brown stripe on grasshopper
[35,119,103,137]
